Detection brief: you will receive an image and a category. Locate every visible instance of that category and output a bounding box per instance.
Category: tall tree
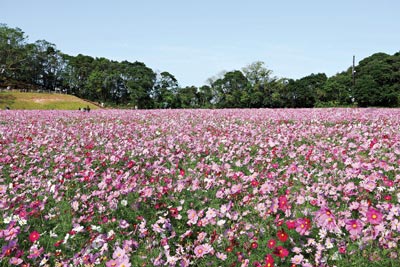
[0,24,30,85]
[152,71,178,108]
[32,40,65,90]
[318,70,353,106]
[353,53,398,107]
[285,73,327,107]
[120,61,156,108]
[212,70,249,108]
[177,86,199,108]
[63,54,95,97]
[197,85,213,108]
[242,61,276,107]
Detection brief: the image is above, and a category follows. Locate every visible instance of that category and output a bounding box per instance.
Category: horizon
[2,0,400,87]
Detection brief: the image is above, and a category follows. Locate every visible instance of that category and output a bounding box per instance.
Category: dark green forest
[1,23,400,108]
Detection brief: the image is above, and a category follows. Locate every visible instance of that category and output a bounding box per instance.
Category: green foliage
[285,73,327,108]
[353,52,400,107]
[152,71,178,108]
[211,70,250,108]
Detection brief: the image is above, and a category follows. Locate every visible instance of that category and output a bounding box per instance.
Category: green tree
[353,53,398,106]
[0,24,30,86]
[242,61,276,107]
[63,54,95,97]
[31,40,65,90]
[285,73,327,107]
[212,70,249,108]
[120,61,156,108]
[268,78,289,108]
[177,86,198,108]
[86,70,108,101]
[153,71,178,108]
[197,85,213,108]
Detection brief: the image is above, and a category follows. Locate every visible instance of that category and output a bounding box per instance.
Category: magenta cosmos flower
[29,231,40,243]
[366,208,383,225]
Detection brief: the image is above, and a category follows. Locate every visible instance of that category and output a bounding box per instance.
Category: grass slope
[0,92,99,110]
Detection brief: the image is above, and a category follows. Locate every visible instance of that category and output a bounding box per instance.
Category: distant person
[5,106,10,110]
[86,105,90,112]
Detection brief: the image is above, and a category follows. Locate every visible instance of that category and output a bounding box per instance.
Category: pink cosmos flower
[291,254,304,265]
[112,246,126,259]
[105,259,118,267]
[391,219,400,232]
[315,207,334,222]
[314,207,339,232]
[119,219,129,229]
[117,257,131,267]
[0,184,6,194]
[295,218,311,235]
[216,252,227,261]
[197,232,207,242]
[345,219,364,237]
[27,245,43,259]
[193,243,213,258]
[230,184,242,194]
[366,208,383,225]
[287,163,298,174]
[4,226,20,241]
[202,243,214,254]
[194,245,206,258]
[140,187,153,198]
[9,257,23,265]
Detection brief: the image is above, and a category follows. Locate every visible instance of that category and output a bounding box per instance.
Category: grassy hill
[0,92,100,110]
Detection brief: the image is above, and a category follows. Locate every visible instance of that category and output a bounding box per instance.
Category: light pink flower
[9,257,23,265]
[117,257,131,267]
[106,259,118,267]
[112,246,127,259]
[291,254,304,265]
[216,252,227,261]
[27,245,43,259]
[345,219,364,237]
[194,245,206,258]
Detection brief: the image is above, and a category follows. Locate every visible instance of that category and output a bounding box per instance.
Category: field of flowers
[0,108,399,267]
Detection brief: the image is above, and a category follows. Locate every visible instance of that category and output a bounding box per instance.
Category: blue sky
[2,0,399,87]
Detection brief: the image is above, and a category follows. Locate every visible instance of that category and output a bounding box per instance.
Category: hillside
[0,92,100,110]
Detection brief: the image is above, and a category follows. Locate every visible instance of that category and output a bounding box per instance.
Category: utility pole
[352,55,355,86]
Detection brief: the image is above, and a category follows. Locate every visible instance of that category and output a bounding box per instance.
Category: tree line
[1,23,400,108]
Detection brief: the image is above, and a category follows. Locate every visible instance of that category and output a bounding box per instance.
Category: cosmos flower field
[0,108,399,267]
